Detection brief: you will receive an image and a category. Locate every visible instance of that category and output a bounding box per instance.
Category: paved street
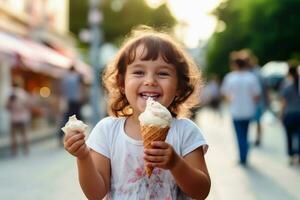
[0,107,300,200]
[198,107,300,200]
[0,139,86,200]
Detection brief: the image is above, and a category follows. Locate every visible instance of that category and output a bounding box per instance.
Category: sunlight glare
[146,0,165,8]
[146,0,223,48]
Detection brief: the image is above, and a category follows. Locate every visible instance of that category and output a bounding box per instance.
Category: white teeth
[141,93,159,97]
[140,93,160,100]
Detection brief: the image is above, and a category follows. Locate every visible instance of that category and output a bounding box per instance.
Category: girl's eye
[133,71,144,75]
[158,71,170,76]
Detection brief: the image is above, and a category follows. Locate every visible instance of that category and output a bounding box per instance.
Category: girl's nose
[144,74,157,86]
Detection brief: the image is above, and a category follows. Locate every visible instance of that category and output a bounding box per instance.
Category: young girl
[64,26,210,200]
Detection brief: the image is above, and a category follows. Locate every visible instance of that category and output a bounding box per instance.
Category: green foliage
[69,0,89,37]
[102,0,176,44]
[69,0,176,45]
[206,0,300,77]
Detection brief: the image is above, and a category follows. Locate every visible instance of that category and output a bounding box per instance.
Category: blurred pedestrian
[239,49,269,146]
[205,74,221,111]
[279,64,300,165]
[63,26,211,199]
[6,79,31,156]
[221,52,261,165]
[191,74,221,120]
[59,65,84,146]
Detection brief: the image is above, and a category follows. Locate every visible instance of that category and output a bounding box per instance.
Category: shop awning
[0,31,93,83]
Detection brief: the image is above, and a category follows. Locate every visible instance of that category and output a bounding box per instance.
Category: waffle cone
[141,125,170,177]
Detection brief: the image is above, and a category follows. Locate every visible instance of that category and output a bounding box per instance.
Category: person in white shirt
[237,49,269,147]
[221,52,261,165]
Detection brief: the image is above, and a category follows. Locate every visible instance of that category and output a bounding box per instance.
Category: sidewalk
[195,107,300,200]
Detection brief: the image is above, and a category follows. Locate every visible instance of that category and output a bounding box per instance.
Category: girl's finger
[144,155,165,163]
[65,133,85,148]
[69,139,85,152]
[151,141,169,149]
[64,130,83,141]
[144,148,165,156]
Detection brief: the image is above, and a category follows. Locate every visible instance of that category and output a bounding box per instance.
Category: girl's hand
[64,131,90,160]
[143,141,179,170]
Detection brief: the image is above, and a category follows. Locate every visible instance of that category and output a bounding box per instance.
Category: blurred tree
[70,0,176,45]
[69,0,89,38]
[206,0,300,77]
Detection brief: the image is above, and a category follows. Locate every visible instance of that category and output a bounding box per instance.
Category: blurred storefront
[0,0,93,135]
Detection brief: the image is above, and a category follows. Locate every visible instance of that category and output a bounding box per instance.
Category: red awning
[0,31,93,82]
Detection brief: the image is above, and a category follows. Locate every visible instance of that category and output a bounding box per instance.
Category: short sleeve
[86,117,113,158]
[176,119,208,156]
[251,75,261,96]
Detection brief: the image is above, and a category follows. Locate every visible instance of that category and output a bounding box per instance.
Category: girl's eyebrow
[128,62,176,71]
[130,63,144,68]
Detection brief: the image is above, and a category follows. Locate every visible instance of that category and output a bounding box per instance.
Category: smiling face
[124,45,178,118]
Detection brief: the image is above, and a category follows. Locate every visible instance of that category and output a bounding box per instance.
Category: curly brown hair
[103,26,203,118]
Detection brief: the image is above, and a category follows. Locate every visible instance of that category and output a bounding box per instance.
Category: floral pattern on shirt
[110,153,189,200]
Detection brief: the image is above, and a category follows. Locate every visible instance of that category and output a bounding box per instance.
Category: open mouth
[140,92,161,101]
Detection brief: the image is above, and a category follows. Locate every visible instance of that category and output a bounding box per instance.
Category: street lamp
[88,0,104,125]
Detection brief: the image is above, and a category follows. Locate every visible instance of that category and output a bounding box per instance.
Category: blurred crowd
[198,49,300,166]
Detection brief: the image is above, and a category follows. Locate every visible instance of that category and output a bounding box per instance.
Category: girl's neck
[124,114,142,140]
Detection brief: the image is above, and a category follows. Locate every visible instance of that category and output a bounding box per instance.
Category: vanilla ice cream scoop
[138,98,172,128]
[61,115,88,134]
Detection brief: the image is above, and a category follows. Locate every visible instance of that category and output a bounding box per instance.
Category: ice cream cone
[141,125,170,177]
[138,98,172,177]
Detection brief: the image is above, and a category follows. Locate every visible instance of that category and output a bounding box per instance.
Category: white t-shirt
[86,117,208,200]
[221,71,261,119]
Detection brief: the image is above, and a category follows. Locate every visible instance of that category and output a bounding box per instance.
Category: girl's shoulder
[88,116,126,143]
[98,116,124,123]
[94,116,125,130]
[171,117,198,127]
[171,118,208,155]
[171,118,202,133]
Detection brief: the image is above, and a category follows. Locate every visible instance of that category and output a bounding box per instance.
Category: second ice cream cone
[141,125,170,177]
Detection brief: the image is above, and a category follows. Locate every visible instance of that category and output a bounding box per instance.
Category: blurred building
[0,0,93,135]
